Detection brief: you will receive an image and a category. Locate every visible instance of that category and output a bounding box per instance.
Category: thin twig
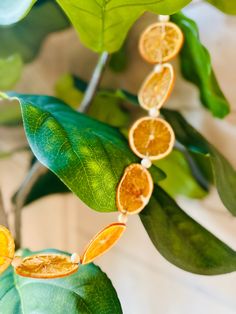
[78,51,109,113]
[13,51,110,249]
[0,189,9,228]
[14,161,47,249]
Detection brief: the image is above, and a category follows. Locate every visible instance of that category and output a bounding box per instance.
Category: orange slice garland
[0,15,183,281]
[81,223,126,265]
[116,164,153,215]
[0,225,15,275]
[15,254,79,279]
[138,63,175,110]
[129,117,175,160]
[139,22,184,64]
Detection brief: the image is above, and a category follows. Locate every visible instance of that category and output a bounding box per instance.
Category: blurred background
[1,1,236,313]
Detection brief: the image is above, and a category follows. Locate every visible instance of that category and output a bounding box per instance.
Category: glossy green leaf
[162,108,236,216]
[8,93,164,212]
[0,0,70,62]
[140,185,236,275]
[0,0,36,25]
[0,54,23,90]
[0,249,122,313]
[207,0,236,14]
[155,149,207,199]
[56,0,191,53]
[171,12,230,118]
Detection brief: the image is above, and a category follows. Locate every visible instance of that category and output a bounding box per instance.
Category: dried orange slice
[0,225,15,275]
[116,164,153,214]
[129,117,175,160]
[139,22,184,64]
[15,254,79,279]
[81,223,126,265]
[138,63,174,111]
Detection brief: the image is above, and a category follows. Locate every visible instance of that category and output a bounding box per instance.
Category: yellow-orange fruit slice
[129,117,175,160]
[139,22,184,64]
[81,223,126,265]
[138,63,174,111]
[0,225,15,275]
[116,164,153,214]
[15,254,79,279]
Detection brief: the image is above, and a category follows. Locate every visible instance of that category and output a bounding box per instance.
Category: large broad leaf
[0,249,122,313]
[6,93,164,212]
[0,0,36,25]
[162,108,236,216]
[0,0,70,62]
[171,12,230,118]
[207,0,236,14]
[56,0,191,53]
[0,54,23,90]
[140,186,236,275]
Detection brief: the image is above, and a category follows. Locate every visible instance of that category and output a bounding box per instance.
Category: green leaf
[0,54,23,90]
[206,0,236,14]
[0,97,22,126]
[155,149,207,199]
[9,93,164,212]
[56,0,191,53]
[171,12,230,118]
[140,185,236,275]
[0,0,70,62]
[0,0,36,25]
[55,74,130,128]
[162,108,236,216]
[0,249,122,313]
[109,42,128,73]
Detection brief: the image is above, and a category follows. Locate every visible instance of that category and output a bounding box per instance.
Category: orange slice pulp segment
[138,63,175,111]
[81,223,126,265]
[139,22,184,64]
[116,164,153,215]
[129,117,175,160]
[14,254,79,279]
[0,225,15,275]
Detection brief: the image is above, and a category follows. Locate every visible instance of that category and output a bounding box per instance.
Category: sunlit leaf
[0,54,23,90]
[207,0,236,14]
[56,0,191,52]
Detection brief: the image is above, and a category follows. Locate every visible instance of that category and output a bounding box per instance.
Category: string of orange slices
[0,15,184,279]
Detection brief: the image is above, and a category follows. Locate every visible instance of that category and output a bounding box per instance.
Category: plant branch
[0,189,9,228]
[14,161,47,249]
[78,51,109,113]
[13,51,109,249]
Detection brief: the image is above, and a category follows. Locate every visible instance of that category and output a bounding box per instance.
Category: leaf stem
[14,161,47,249]
[78,51,109,113]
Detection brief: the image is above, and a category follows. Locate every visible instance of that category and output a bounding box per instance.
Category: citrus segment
[81,223,126,265]
[116,164,153,214]
[14,254,79,279]
[139,22,184,64]
[138,63,174,110]
[129,117,175,160]
[0,225,15,275]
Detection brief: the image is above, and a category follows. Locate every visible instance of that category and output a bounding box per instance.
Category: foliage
[207,0,236,14]
[140,186,236,275]
[0,249,122,313]
[0,0,36,26]
[0,54,23,90]
[56,0,191,52]
[172,12,230,118]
